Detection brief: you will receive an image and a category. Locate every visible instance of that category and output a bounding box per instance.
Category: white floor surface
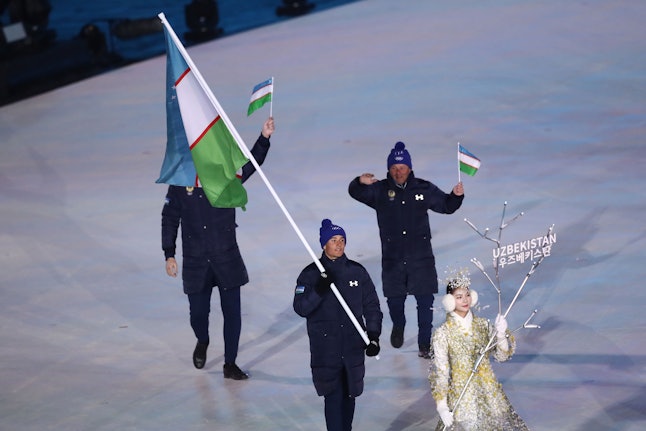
[1,1,645,430]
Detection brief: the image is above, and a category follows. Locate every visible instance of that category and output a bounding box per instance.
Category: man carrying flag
[161,117,273,379]
[158,14,276,380]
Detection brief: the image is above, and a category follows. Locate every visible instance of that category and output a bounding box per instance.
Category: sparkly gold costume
[429,311,530,431]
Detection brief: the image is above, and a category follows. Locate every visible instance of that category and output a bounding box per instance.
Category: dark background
[0,0,357,106]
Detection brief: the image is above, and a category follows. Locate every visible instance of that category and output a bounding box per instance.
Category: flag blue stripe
[459,144,479,161]
[252,78,273,94]
[156,29,197,187]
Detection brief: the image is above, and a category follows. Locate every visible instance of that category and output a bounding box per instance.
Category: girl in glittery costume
[428,271,530,431]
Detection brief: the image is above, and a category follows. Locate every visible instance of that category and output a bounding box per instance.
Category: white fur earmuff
[442,289,478,312]
[442,293,456,312]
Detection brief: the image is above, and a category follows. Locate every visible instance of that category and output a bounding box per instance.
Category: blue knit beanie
[387,141,412,170]
[319,218,347,248]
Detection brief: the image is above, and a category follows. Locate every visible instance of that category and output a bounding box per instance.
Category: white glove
[495,314,508,338]
[437,398,454,427]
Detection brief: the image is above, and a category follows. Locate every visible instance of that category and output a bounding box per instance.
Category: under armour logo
[415,194,424,200]
[349,280,358,287]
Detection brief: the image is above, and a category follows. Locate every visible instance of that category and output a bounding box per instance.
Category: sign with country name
[493,233,557,268]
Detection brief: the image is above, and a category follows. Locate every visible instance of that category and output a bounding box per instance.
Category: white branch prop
[442,205,551,430]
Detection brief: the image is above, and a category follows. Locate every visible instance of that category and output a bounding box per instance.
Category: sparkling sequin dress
[428,311,530,431]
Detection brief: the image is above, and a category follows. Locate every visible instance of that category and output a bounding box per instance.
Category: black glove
[365,332,380,357]
[314,272,333,296]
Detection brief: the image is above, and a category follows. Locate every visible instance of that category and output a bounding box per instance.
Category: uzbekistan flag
[157,23,249,208]
[247,78,273,116]
[458,144,481,176]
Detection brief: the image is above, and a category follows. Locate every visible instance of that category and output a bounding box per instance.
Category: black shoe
[223,363,249,380]
[418,346,431,359]
[390,326,404,348]
[193,342,208,369]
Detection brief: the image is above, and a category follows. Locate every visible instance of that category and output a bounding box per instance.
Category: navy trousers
[386,293,434,349]
[187,267,242,364]
[323,370,355,431]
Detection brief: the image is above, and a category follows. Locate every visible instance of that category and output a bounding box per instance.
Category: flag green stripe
[191,117,249,207]
[459,161,478,176]
[247,93,272,116]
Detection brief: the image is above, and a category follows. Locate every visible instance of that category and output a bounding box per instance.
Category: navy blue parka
[293,253,383,397]
[348,171,464,297]
[161,134,270,294]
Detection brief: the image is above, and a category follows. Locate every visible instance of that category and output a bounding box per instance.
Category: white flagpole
[158,13,371,350]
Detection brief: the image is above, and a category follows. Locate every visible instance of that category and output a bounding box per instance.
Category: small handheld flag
[458,143,481,181]
[247,77,273,117]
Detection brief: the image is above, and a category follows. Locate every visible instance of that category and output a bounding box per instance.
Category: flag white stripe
[249,85,273,103]
[175,70,217,146]
[459,152,481,168]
